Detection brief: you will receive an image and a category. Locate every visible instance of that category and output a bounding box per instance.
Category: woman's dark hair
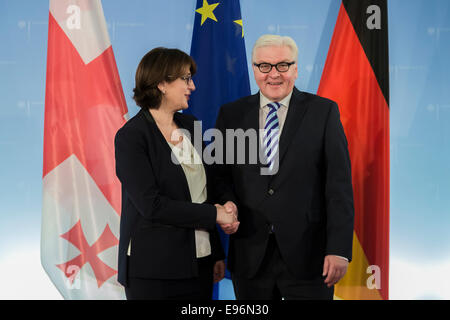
[133,47,197,109]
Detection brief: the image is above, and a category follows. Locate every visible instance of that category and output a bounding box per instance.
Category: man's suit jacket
[214,87,354,280]
[114,109,224,287]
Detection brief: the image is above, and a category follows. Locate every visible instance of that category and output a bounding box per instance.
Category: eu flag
[187,0,251,131]
[186,0,251,299]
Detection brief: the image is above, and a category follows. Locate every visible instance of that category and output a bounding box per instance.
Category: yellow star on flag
[196,0,220,26]
[233,19,244,37]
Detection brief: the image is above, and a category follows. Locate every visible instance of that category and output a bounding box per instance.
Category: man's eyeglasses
[253,61,296,73]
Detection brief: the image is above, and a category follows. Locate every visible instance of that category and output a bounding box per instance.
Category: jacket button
[268,188,274,195]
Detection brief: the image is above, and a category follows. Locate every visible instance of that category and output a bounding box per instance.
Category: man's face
[252,45,298,102]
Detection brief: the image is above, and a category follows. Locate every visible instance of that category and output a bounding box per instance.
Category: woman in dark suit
[114,47,236,300]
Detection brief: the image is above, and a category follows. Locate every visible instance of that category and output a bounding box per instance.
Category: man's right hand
[215,204,236,225]
[215,202,240,234]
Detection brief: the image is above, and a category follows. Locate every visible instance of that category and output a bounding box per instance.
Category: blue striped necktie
[263,102,281,172]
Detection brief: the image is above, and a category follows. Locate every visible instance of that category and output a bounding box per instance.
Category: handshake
[215,201,240,235]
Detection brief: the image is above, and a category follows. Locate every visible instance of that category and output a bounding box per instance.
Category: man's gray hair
[252,34,298,62]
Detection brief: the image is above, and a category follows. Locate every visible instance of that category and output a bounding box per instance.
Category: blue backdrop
[0,0,449,299]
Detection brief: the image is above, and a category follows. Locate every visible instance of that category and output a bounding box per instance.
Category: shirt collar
[259,91,293,110]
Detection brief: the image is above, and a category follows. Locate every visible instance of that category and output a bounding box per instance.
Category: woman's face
[159,66,196,112]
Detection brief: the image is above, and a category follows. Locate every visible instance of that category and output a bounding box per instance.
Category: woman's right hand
[215,204,236,225]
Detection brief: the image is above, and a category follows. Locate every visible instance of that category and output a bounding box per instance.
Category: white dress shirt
[258,91,292,146]
[168,132,211,258]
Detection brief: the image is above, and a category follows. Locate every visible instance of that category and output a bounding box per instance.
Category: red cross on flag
[41,0,127,299]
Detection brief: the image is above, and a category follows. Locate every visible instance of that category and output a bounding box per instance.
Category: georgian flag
[41,0,127,299]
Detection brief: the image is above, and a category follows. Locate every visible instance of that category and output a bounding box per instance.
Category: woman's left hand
[213,260,225,283]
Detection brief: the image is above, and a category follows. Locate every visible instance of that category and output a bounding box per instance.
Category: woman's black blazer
[114,109,224,287]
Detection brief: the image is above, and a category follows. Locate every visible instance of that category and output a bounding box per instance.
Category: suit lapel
[240,93,260,133]
[143,109,193,202]
[277,88,308,166]
[239,94,263,171]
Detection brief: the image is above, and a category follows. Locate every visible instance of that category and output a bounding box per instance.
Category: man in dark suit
[213,34,354,300]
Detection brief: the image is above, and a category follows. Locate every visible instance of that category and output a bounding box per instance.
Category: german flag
[317,0,389,300]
